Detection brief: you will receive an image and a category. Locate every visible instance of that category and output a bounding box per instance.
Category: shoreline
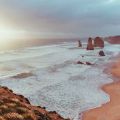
[82,58,120,120]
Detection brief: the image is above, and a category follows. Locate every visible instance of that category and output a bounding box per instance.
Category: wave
[0,41,119,119]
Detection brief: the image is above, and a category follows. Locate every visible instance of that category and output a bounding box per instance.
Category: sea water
[0,41,120,119]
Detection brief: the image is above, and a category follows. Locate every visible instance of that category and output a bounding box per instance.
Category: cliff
[106,36,120,44]
[0,86,69,120]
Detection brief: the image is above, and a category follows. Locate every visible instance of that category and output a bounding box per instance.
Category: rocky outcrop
[0,86,69,120]
[105,36,120,44]
[94,37,104,48]
[11,72,34,79]
[78,40,82,47]
[86,62,93,65]
[77,61,93,65]
[77,61,84,64]
[86,38,94,50]
[99,51,105,56]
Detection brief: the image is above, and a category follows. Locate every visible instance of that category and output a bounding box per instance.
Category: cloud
[0,0,120,37]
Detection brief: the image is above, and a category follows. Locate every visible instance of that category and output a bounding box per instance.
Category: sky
[0,0,120,39]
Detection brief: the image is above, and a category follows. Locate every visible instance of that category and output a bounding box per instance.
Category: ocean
[0,40,120,119]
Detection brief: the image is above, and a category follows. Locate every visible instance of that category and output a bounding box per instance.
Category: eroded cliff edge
[0,86,69,120]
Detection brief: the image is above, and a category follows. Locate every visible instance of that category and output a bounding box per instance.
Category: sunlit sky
[0,0,120,40]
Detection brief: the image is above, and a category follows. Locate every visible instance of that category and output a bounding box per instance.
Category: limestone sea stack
[0,86,69,120]
[78,40,82,47]
[86,37,94,50]
[94,37,104,48]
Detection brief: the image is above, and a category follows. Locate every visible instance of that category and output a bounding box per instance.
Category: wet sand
[82,60,120,120]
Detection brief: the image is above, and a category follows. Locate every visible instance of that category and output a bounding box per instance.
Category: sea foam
[0,41,119,119]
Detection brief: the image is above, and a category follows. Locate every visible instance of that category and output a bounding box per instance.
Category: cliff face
[106,36,120,44]
[0,86,69,120]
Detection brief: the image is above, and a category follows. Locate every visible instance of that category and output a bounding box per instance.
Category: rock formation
[106,36,120,44]
[77,61,84,64]
[94,37,104,48]
[0,86,69,120]
[78,40,82,47]
[99,51,105,56]
[86,37,94,50]
[12,72,33,79]
[85,62,93,65]
[77,61,93,65]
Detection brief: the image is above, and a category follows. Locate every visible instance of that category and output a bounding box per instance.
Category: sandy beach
[82,59,120,120]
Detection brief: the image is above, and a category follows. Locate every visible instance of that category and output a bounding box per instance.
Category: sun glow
[0,25,26,48]
[0,24,27,50]
[0,25,17,41]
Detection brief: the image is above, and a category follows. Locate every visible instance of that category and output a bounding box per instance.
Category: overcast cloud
[0,0,120,38]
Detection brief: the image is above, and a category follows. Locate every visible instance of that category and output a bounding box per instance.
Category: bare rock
[86,62,93,65]
[78,40,82,47]
[77,61,84,64]
[12,72,33,79]
[86,37,94,50]
[99,50,105,56]
[106,36,120,44]
[77,61,93,65]
[94,37,104,48]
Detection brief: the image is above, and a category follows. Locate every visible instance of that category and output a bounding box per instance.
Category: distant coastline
[1,35,120,51]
